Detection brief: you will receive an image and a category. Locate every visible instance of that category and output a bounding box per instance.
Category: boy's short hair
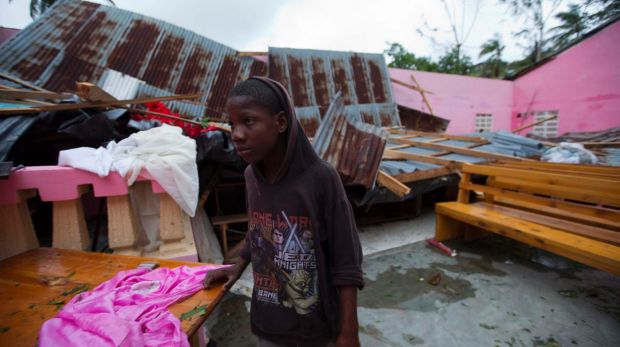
[229,78,284,115]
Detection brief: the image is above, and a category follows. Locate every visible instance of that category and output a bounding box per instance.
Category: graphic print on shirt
[249,210,319,315]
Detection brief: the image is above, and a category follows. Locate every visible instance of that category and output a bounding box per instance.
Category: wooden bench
[0,248,226,347]
[435,163,620,275]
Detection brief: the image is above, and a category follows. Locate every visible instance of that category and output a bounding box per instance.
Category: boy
[204,77,363,347]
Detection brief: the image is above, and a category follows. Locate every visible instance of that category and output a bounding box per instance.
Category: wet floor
[204,234,620,347]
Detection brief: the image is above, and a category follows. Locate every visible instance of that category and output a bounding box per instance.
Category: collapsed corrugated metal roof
[397,104,449,132]
[0,0,267,119]
[313,93,388,188]
[268,47,401,134]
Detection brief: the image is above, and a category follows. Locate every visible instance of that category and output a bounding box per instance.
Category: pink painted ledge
[0,166,165,205]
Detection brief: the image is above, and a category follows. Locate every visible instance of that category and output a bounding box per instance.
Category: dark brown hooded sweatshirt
[239,77,364,344]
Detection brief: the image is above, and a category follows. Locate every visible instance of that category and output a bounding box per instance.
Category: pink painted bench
[0,166,197,261]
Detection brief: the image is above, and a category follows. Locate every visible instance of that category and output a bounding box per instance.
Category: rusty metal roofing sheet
[313,93,388,188]
[268,47,401,128]
[397,104,449,132]
[0,0,266,119]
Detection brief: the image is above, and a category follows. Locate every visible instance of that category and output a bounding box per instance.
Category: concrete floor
[203,210,620,347]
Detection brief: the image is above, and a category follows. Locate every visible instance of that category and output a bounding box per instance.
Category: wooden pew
[435,163,620,275]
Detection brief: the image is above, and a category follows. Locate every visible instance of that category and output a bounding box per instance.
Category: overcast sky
[1,0,573,63]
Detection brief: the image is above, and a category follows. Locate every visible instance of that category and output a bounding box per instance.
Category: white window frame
[475,113,493,133]
[532,111,559,138]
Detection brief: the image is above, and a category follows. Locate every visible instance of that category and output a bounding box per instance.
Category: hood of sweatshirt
[248,76,320,183]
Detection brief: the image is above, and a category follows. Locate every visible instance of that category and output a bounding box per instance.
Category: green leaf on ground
[180,304,209,321]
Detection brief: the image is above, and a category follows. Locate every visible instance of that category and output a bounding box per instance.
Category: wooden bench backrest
[461,164,620,206]
[457,163,620,230]
[493,161,620,181]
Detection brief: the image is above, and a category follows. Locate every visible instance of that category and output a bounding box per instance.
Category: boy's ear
[275,111,288,134]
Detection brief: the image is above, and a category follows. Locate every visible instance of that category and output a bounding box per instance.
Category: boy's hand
[336,332,360,347]
[203,259,248,291]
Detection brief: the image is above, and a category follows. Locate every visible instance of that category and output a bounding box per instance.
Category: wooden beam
[386,144,412,151]
[512,115,557,133]
[494,160,620,174]
[389,78,433,94]
[0,71,48,91]
[0,93,203,116]
[410,73,434,115]
[384,149,458,167]
[393,167,455,183]
[0,89,68,100]
[492,162,620,181]
[237,51,268,56]
[75,82,116,102]
[394,138,525,162]
[389,129,488,143]
[377,170,411,197]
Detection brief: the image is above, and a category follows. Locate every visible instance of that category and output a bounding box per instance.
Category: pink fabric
[40,264,225,347]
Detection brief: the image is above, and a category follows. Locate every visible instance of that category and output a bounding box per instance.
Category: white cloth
[58,124,199,217]
[541,142,599,164]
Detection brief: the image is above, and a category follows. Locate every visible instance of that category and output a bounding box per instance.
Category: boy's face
[227,96,287,164]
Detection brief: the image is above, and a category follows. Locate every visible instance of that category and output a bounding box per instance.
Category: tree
[478,34,508,78]
[439,0,481,71]
[586,0,620,24]
[548,4,590,50]
[499,0,564,62]
[384,43,440,72]
[437,46,474,75]
[9,0,115,19]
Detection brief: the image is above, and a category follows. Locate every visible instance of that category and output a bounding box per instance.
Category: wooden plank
[410,73,434,114]
[384,149,458,167]
[211,213,249,226]
[389,77,431,94]
[388,129,488,143]
[460,181,620,229]
[394,138,525,162]
[0,90,67,100]
[386,144,413,151]
[512,115,557,133]
[435,211,465,241]
[52,199,90,251]
[377,170,411,198]
[0,93,203,116]
[462,163,620,194]
[478,202,620,245]
[0,71,48,91]
[0,190,38,260]
[0,248,226,346]
[160,194,190,242]
[393,167,455,183]
[436,202,620,275]
[491,162,620,180]
[492,176,620,208]
[107,195,141,256]
[76,81,116,102]
[457,173,472,203]
[494,160,620,175]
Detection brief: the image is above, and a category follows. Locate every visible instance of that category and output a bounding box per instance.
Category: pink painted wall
[389,68,514,134]
[512,20,620,135]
